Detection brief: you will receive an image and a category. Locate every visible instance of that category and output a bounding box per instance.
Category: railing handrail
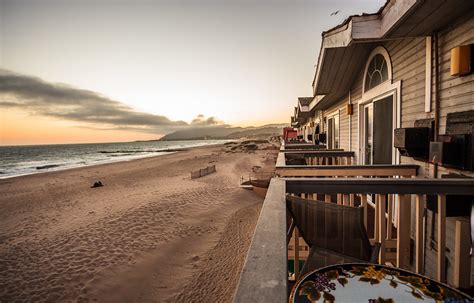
[280,148,343,152]
[233,178,287,303]
[285,178,474,195]
[276,164,419,177]
[277,164,419,169]
[282,150,355,157]
[281,144,328,150]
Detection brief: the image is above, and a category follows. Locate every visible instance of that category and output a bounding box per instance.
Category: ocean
[0,140,231,179]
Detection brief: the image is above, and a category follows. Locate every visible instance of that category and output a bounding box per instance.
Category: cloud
[0,69,224,133]
[191,114,224,126]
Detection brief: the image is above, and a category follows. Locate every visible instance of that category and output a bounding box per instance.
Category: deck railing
[280,143,327,150]
[276,162,418,178]
[234,178,474,303]
[276,161,419,268]
[277,150,355,166]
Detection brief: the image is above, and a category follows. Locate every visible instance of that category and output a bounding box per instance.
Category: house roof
[311,0,474,111]
[298,97,313,107]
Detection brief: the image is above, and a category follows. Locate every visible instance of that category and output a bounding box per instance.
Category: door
[362,95,394,164]
[327,115,339,149]
[373,95,393,164]
[327,118,334,148]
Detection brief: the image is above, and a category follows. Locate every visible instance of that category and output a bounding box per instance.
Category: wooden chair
[286,195,380,277]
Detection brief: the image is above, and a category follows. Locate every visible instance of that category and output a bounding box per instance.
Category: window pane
[365,73,371,91]
[365,53,388,91]
[370,72,382,89]
[380,61,388,82]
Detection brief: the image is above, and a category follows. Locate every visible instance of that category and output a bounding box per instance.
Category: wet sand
[0,142,278,302]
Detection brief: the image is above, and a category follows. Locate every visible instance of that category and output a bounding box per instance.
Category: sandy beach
[0,142,278,302]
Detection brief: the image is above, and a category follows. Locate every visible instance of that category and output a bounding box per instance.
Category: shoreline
[0,141,230,181]
[0,141,278,302]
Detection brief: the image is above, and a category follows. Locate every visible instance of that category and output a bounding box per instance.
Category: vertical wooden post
[347,157,352,165]
[343,194,350,206]
[453,219,470,288]
[294,228,300,279]
[312,193,317,200]
[415,194,424,274]
[397,194,411,269]
[301,193,306,199]
[374,195,379,242]
[437,194,446,283]
[337,194,342,205]
[325,194,331,203]
[362,194,368,230]
[378,195,386,264]
[387,195,393,240]
[350,194,355,207]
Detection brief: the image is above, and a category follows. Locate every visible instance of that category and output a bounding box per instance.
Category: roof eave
[312,0,419,96]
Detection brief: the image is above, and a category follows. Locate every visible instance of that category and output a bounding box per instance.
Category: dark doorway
[373,95,393,164]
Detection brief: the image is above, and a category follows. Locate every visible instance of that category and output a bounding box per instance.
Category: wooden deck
[234,177,474,302]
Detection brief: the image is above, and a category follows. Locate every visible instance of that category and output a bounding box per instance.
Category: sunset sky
[0,0,383,145]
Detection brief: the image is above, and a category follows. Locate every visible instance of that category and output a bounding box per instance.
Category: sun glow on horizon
[0,0,384,145]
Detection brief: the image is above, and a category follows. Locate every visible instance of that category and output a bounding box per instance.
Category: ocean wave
[36,164,62,170]
[99,149,185,154]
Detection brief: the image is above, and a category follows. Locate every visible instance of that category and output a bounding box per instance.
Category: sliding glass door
[362,94,394,165]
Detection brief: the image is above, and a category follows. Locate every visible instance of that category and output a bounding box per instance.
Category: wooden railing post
[378,195,386,264]
[362,194,368,230]
[325,194,331,203]
[453,218,470,288]
[437,194,446,283]
[343,194,350,206]
[415,194,424,274]
[387,195,393,240]
[374,195,379,242]
[294,228,300,279]
[397,194,411,269]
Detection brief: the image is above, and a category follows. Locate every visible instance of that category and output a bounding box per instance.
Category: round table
[289,263,472,303]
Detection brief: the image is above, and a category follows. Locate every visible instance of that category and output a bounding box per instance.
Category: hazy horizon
[0,0,384,145]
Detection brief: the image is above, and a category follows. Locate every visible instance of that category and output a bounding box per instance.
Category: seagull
[330,10,340,16]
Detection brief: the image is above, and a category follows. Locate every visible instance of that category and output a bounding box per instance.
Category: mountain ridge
[159,123,287,141]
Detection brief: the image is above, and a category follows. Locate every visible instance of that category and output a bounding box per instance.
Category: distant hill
[159,124,288,141]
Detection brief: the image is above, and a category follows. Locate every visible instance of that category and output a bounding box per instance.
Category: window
[364,54,389,91]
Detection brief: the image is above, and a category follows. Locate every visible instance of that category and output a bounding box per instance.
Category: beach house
[235,0,474,301]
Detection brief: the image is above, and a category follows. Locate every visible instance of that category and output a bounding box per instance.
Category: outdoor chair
[286,195,380,277]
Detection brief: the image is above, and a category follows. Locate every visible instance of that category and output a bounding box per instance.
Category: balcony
[277,150,355,166]
[234,178,474,302]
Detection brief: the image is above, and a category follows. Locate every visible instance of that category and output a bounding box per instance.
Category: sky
[0,0,384,145]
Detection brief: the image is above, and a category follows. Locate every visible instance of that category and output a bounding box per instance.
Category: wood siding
[321,96,350,152]
[339,14,474,286]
